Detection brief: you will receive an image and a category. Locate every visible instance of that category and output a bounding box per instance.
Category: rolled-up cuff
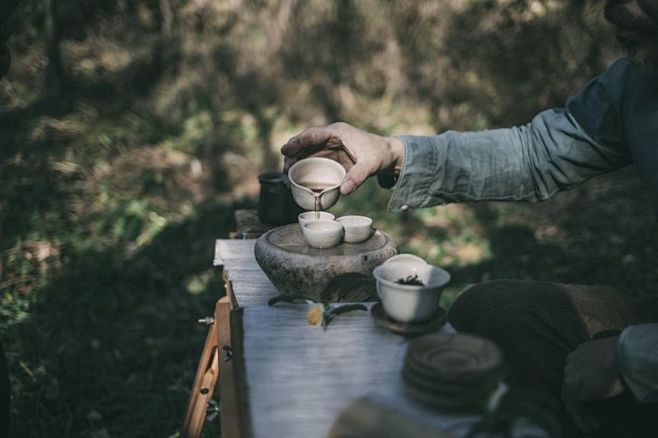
[388,135,446,212]
[617,323,658,403]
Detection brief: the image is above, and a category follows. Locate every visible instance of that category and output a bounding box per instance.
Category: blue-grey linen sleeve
[388,58,637,211]
[387,57,658,404]
[617,324,658,403]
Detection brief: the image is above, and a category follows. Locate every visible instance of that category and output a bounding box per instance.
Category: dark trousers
[447,280,658,438]
[0,340,9,437]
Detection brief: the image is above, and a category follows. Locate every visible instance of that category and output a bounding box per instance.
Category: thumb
[341,163,371,195]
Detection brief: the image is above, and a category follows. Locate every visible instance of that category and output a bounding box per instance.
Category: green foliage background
[2,0,658,436]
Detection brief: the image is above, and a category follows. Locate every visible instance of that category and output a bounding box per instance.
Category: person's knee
[448,279,536,332]
[448,283,491,331]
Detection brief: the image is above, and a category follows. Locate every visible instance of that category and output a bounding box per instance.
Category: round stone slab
[254,224,399,302]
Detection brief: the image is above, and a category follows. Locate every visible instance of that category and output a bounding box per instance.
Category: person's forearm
[388,108,633,211]
[617,323,658,403]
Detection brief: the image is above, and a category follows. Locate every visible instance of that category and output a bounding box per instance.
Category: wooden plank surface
[215,240,278,306]
[241,303,478,438]
[215,238,479,437]
[214,240,256,266]
[225,271,278,307]
[221,258,261,272]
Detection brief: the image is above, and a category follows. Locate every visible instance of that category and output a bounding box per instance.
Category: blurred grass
[2,0,658,436]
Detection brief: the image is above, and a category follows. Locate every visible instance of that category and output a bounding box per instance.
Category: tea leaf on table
[322,303,368,330]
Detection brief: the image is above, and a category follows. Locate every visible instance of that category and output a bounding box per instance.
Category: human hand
[562,336,625,432]
[281,122,405,195]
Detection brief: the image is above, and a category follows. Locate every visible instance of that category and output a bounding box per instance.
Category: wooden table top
[214,239,480,438]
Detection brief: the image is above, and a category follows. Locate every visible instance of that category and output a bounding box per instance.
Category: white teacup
[336,215,374,243]
[373,254,451,323]
[288,157,346,211]
[301,220,344,249]
[298,211,336,228]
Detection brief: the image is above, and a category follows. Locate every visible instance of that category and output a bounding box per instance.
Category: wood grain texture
[181,318,219,438]
[242,304,478,438]
[214,239,256,266]
[225,270,279,306]
[217,299,252,438]
[214,239,479,437]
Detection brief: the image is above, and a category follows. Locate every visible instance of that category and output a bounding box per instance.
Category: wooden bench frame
[181,275,251,438]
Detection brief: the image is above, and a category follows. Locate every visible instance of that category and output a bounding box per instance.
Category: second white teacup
[336,215,373,243]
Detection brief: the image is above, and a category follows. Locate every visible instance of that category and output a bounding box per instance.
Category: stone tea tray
[254,224,399,302]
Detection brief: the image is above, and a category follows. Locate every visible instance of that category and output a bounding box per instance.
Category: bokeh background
[2,0,658,436]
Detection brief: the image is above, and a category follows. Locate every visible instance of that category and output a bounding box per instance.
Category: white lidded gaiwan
[373,254,451,323]
[288,157,347,211]
[301,220,344,249]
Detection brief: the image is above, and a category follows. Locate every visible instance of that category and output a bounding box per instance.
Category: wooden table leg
[181,307,220,438]
[182,280,248,438]
[217,283,250,438]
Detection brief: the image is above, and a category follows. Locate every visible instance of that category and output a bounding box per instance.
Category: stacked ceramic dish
[403,332,504,413]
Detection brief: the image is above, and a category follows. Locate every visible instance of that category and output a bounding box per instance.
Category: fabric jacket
[389,57,658,403]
